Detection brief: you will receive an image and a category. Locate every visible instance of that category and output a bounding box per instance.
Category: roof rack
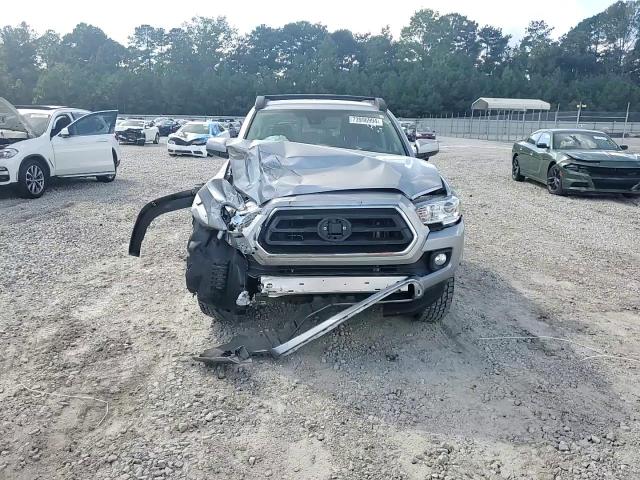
[254,94,387,112]
[14,105,66,110]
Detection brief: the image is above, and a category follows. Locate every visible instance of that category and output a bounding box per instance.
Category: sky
[5,0,617,44]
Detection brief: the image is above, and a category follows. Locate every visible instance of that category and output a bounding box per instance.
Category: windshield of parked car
[17,110,51,136]
[122,120,145,127]
[180,123,209,135]
[553,132,620,151]
[245,109,406,156]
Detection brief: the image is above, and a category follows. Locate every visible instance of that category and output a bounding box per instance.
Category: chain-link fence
[404,110,639,142]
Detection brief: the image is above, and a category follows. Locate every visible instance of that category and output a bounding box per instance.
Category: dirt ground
[1,137,639,480]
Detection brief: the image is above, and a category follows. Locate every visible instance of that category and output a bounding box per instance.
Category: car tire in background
[547,164,566,195]
[97,154,118,183]
[414,277,454,323]
[512,155,524,181]
[17,158,48,199]
[154,133,160,144]
[137,139,145,146]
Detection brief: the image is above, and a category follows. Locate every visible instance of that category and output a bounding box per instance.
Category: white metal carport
[470,97,551,141]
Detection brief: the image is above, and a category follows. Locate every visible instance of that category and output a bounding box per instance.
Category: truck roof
[255,94,387,112]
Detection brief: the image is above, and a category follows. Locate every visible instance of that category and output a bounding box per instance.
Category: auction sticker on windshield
[349,115,383,127]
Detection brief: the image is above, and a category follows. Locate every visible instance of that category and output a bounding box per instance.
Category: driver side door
[518,132,541,176]
[51,111,117,176]
[530,132,552,181]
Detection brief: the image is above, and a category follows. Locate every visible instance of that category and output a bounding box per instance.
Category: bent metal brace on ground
[128,187,424,364]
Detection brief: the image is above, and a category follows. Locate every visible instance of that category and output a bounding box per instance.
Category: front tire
[512,156,524,181]
[547,164,565,195]
[18,159,48,198]
[414,278,454,323]
[137,138,146,146]
[153,133,160,144]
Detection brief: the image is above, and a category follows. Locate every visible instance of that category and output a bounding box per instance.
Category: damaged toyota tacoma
[130,95,464,363]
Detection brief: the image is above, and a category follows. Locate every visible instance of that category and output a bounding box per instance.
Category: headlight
[0,148,19,159]
[414,195,461,227]
[168,139,175,144]
[564,163,588,173]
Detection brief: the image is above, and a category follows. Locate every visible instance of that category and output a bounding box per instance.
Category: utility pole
[576,102,587,127]
[622,102,630,140]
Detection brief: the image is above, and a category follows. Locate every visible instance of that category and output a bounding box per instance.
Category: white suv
[0,98,120,198]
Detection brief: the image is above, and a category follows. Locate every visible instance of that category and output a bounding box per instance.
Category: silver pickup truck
[130,94,464,363]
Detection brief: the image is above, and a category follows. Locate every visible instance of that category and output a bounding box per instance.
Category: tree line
[1,1,639,117]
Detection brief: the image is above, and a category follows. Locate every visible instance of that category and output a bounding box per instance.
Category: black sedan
[153,117,181,136]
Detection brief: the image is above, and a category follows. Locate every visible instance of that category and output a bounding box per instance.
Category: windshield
[122,120,144,127]
[246,109,406,156]
[180,124,209,135]
[553,132,619,151]
[17,111,51,136]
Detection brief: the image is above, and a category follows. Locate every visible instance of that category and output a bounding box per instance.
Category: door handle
[96,139,109,143]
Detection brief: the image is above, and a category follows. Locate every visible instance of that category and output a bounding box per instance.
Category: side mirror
[206,137,230,158]
[536,142,549,149]
[415,139,439,160]
[620,144,629,150]
[59,127,70,138]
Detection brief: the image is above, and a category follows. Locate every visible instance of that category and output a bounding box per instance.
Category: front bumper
[116,131,145,144]
[167,143,207,157]
[0,160,19,184]
[561,167,640,194]
[0,167,11,183]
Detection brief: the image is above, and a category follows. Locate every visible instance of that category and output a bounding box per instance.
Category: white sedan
[0,97,120,198]
[167,121,230,157]
[115,119,160,146]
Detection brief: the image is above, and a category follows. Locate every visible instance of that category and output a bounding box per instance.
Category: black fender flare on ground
[128,186,201,257]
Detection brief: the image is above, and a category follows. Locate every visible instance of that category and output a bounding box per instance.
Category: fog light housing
[429,250,450,271]
[433,253,447,266]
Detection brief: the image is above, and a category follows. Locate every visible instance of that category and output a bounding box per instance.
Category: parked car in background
[115,119,160,146]
[0,97,120,198]
[400,121,417,142]
[167,121,230,157]
[153,117,181,136]
[225,121,242,138]
[512,129,640,196]
[416,127,436,140]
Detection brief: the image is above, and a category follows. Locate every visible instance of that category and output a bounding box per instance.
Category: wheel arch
[20,154,51,177]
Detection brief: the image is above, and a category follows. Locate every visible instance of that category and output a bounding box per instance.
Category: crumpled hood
[564,150,640,163]
[227,139,444,205]
[0,96,34,137]
[169,132,210,142]
[115,125,143,132]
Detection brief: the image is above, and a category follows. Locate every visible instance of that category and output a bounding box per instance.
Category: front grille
[171,137,205,146]
[581,165,640,177]
[259,208,414,254]
[592,178,640,190]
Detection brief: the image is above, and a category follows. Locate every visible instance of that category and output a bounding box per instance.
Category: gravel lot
[1,137,639,480]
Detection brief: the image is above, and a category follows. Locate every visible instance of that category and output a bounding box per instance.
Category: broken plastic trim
[194,277,422,365]
[129,186,202,257]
